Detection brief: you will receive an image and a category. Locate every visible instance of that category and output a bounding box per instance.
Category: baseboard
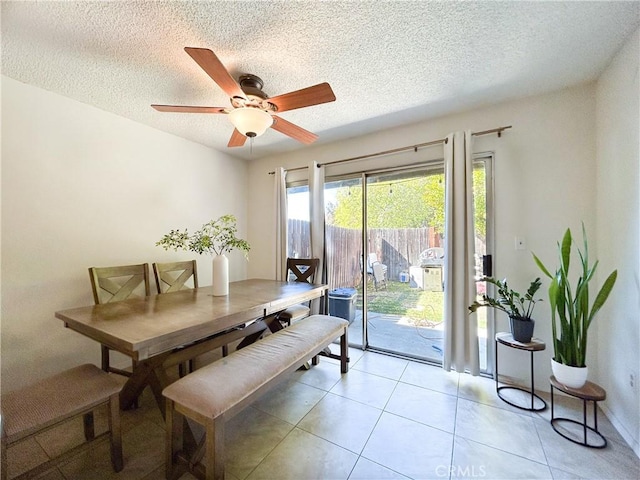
[601,402,640,458]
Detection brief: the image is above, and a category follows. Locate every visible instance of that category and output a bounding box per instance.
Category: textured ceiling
[2,1,639,160]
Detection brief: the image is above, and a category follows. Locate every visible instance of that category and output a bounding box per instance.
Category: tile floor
[6,349,640,480]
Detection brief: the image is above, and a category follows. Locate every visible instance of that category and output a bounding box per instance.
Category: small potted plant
[157,215,250,296]
[469,277,542,343]
[533,224,617,388]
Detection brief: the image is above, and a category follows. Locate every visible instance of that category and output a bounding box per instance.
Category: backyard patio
[338,279,488,368]
[346,279,445,360]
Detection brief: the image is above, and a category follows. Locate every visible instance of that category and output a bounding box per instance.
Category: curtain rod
[268,125,511,174]
[318,125,511,168]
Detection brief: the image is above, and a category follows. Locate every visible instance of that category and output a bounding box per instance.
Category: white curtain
[443,131,479,375]
[274,167,288,281]
[309,161,326,313]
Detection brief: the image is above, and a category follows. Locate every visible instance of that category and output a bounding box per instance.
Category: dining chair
[152,260,198,294]
[277,258,320,327]
[154,260,203,373]
[88,263,151,377]
[153,259,230,370]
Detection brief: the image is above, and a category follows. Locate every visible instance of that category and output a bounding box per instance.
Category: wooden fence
[288,219,441,289]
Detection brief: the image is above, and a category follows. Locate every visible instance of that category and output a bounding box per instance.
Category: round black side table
[495,332,547,411]
[550,376,607,448]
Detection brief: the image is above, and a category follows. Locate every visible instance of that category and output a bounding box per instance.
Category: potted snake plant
[533,224,617,388]
[469,277,542,343]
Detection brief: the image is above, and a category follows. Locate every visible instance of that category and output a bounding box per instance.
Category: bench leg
[83,412,95,440]
[165,399,183,480]
[205,417,225,480]
[340,328,349,374]
[1,435,7,480]
[108,394,124,473]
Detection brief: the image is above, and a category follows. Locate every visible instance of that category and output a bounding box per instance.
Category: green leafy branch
[156,215,250,258]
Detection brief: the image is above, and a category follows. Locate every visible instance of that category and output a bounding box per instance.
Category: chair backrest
[372,262,386,282]
[153,260,198,294]
[88,263,151,305]
[286,258,319,284]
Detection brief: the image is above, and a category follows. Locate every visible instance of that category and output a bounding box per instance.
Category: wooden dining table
[55,279,328,413]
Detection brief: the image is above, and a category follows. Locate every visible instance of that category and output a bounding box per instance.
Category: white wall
[247,82,598,393]
[595,27,640,456]
[1,76,249,392]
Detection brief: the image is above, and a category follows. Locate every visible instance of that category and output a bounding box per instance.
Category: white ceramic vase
[551,359,588,389]
[212,254,229,296]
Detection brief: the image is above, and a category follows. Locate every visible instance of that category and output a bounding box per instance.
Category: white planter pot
[212,254,229,296]
[551,359,588,389]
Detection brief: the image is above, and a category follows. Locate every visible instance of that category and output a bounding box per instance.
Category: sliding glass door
[288,154,493,370]
[362,167,445,362]
[323,177,365,346]
[322,167,447,363]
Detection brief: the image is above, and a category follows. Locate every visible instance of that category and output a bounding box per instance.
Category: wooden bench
[162,314,349,480]
[1,364,124,480]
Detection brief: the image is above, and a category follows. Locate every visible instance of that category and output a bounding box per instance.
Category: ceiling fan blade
[269,83,336,113]
[184,47,245,98]
[151,104,227,114]
[228,129,247,147]
[271,115,318,144]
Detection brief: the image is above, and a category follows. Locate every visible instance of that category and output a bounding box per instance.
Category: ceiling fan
[152,47,336,148]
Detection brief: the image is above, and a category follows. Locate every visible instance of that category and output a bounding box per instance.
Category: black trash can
[328,287,357,324]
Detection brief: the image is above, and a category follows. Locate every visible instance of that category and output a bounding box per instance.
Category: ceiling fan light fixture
[228,108,273,138]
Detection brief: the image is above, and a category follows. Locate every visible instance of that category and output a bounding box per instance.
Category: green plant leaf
[532,253,553,279]
[587,270,618,326]
[560,228,572,273]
